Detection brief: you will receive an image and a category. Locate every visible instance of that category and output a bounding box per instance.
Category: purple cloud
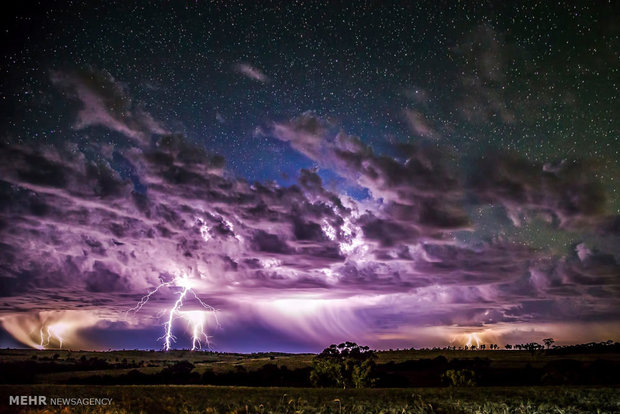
[234,63,269,83]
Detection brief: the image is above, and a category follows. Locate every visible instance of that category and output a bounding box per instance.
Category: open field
[0,349,314,383]
[2,348,620,387]
[1,348,619,412]
[0,385,619,413]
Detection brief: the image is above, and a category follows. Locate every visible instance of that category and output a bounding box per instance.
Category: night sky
[0,1,618,352]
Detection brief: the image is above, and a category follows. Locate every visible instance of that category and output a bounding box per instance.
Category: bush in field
[160,360,199,383]
[442,368,477,387]
[310,342,377,388]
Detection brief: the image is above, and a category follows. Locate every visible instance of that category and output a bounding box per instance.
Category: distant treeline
[393,340,620,353]
[547,341,620,355]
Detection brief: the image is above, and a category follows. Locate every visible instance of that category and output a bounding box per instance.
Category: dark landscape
[1,341,620,412]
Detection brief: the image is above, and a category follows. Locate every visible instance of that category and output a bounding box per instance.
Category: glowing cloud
[0,311,100,349]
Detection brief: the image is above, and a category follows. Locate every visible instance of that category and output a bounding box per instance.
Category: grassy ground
[374,349,620,364]
[0,349,312,383]
[3,348,620,386]
[0,349,314,378]
[4,348,620,383]
[0,385,618,413]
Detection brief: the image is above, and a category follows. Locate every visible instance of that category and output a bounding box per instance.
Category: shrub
[442,369,477,387]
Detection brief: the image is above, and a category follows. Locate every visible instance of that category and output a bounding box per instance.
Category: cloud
[470,154,608,227]
[274,112,611,232]
[234,63,269,83]
[0,310,102,349]
[403,109,439,139]
[272,112,469,237]
[452,24,515,124]
[51,67,168,141]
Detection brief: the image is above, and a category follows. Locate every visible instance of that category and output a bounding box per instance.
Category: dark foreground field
[3,348,620,387]
[0,385,619,413]
[1,348,620,413]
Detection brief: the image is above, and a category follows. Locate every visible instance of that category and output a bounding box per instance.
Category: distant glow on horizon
[449,330,499,348]
[0,311,100,350]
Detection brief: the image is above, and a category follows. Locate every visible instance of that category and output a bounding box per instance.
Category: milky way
[0,2,618,352]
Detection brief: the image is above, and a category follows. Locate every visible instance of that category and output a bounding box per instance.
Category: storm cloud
[0,67,618,351]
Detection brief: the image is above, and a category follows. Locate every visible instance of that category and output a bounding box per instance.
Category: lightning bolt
[181,311,211,350]
[126,281,173,314]
[466,333,481,348]
[38,324,65,349]
[160,284,189,351]
[39,328,49,349]
[128,273,219,351]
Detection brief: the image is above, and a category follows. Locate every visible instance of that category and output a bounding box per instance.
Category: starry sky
[0,1,618,352]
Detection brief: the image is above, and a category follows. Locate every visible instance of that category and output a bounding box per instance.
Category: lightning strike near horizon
[181,311,212,351]
[128,273,219,351]
[466,333,482,348]
[38,323,67,349]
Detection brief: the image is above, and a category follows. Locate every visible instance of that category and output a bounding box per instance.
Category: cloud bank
[0,68,618,351]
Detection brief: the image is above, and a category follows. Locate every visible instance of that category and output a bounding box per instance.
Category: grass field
[1,349,619,412]
[0,385,619,413]
[4,348,620,383]
[1,348,617,387]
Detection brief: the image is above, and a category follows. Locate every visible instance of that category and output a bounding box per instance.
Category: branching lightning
[126,281,173,314]
[127,273,219,351]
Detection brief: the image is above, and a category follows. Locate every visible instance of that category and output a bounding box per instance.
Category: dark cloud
[85,261,129,293]
[358,214,418,247]
[452,24,516,124]
[274,112,613,237]
[272,112,469,239]
[251,230,291,254]
[470,154,607,226]
[50,67,168,141]
[403,109,439,139]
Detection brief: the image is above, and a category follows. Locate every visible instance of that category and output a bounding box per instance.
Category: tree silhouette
[524,342,543,355]
[310,342,377,388]
[543,338,555,350]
